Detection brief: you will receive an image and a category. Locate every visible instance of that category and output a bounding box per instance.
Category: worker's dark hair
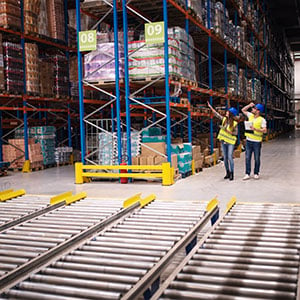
[224,112,235,129]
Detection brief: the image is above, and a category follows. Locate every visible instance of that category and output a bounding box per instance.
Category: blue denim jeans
[221,141,234,172]
[245,140,262,175]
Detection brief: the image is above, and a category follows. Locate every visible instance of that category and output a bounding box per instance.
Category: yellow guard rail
[75,162,174,186]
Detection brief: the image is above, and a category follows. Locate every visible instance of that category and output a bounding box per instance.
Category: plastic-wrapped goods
[38,0,49,36]
[24,0,41,35]
[188,0,202,22]
[0,34,4,91]
[47,0,65,42]
[51,53,69,97]
[25,43,40,94]
[55,147,73,164]
[84,42,124,82]
[14,126,56,166]
[0,0,21,30]
[202,0,216,30]
[129,27,196,82]
[3,42,24,94]
[245,42,254,65]
[98,132,141,165]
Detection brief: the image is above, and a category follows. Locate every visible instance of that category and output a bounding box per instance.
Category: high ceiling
[268,0,300,52]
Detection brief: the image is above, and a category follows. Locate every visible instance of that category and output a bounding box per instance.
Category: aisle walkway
[2,132,299,210]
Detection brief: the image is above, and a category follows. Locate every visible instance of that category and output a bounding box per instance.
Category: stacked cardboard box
[3,42,24,94]
[25,43,40,94]
[24,0,41,35]
[192,145,204,170]
[171,143,192,174]
[3,139,43,168]
[0,0,21,30]
[47,0,65,42]
[15,126,57,166]
[51,53,69,98]
[0,34,4,91]
[39,58,54,96]
[38,0,49,37]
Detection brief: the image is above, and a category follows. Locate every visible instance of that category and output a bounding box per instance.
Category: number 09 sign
[79,30,97,52]
[145,22,165,45]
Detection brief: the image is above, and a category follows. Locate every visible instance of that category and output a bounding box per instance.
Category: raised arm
[242,102,255,116]
[207,102,222,119]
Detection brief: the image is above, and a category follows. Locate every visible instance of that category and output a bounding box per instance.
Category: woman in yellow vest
[208,102,238,180]
[242,102,267,180]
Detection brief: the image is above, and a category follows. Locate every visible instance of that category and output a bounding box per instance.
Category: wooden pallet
[195,167,203,173]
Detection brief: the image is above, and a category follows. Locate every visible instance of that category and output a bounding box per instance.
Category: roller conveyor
[0,195,52,232]
[151,203,300,300]
[1,200,214,299]
[0,198,123,286]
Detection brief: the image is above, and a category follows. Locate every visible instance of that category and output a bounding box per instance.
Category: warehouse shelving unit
[75,0,294,168]
[0,0,78,167]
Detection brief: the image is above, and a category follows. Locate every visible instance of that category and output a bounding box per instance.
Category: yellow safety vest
[217,117,237,145]
[245,114,264,142]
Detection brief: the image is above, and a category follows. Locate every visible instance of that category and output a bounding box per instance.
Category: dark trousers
[245,140,262,175]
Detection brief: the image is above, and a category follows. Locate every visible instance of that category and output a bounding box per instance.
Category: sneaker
[254,174,260,180]
[243,174,250,180]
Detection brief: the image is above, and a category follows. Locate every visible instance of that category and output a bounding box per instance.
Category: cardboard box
[139,156,148,165]
[141,142,166,157]
[132,156,139,166]
[154,155,167,165]
[203,148,210,157]
[171,154,178,169]
[147,156,156,165]
[195,157,204,169]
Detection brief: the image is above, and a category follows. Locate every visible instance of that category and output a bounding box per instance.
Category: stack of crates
[171,142,193,175]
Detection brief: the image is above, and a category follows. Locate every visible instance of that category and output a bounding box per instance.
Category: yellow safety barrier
[191,160,195,175]
[50,191,73,205]
[206,197,219,212]
[0,189,14,197]
[140,194,156,208]
[75,162,174,186]
[123,193,142,208]
[0,189,26,202]
[22,160,31,173]
[65,192,87,205]
[226,196,237,213]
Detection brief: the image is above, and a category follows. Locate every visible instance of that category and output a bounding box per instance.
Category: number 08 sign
[145,22,165,45]
[79,30,97,52]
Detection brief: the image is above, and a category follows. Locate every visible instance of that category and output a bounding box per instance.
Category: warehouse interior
[0,0,300,299]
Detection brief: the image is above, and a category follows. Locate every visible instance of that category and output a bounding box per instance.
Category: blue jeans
[245,140,262,175]
[222,141,234,173]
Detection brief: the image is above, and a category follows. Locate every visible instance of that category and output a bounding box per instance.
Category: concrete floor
[1,131,299,211]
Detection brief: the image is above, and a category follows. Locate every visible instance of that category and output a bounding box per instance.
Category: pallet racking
[0,0,78,168]
[76,0,294,170]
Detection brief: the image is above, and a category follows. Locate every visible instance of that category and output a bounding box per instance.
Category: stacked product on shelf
[129,27,196,82]
[0,0,21,30]
[25,43,40,94]
[0,34,4,91]
[51,52,69,97]
[38,0,49,37]
[15,126,57,166]
[24,0,41,35]
[171,142,193,175]
[3,42,24,94]
[69,56,78,98]
[54,147,73,165]
[84,38,125,82]
[98,132,141,166]
[3,138,43,169]
[46,0,65,42]
[192,145,204,170]
[39,57,54,97]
